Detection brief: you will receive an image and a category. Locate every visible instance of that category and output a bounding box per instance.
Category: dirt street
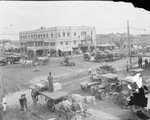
[2,55,149,120]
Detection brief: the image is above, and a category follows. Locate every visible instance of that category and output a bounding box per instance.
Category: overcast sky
[0,1,150,40]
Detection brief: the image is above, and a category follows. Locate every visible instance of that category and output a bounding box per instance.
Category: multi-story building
[19,26,96,56]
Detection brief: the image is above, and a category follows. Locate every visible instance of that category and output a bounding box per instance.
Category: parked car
[90,73,120,100]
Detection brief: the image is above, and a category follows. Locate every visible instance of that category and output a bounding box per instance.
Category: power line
[130,27,150,32]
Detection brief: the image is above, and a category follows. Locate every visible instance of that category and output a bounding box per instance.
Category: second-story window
[65,41,68,45]
[20,36,22,39]
[46,34,48,38]
[31,35,33,39]
[91,31,93,35]
[81,31,87,36]
[60,42,63,45]
[74,41,76,44]
[67,32,70,37]
[74,32,76,36]
[38,34,40,38]
[63,32,65,37]
[57,32,61,37]
[43,34,45,38]
[28,35,30,39]
[51,33,53,38]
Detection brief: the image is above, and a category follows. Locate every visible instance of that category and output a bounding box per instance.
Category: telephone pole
[0,48,4,120]
[127,20,132,68]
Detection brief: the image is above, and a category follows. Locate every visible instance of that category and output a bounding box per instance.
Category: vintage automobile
[112,76,134,105]
[113,75,150,106]
[79,72,102,90]
[96,64,117,74]
[0,57,9,66]
[94,53,108,62]
[7,55,21,64]
[129,68,144,76]
[90,73,120,100]
[83,52,91,61]
[60,57,76,66]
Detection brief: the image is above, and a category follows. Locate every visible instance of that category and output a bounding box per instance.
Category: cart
[31,89,69,112]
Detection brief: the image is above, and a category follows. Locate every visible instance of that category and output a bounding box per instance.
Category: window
[74,41,76,44]
[67,32,70,37]
[63,32,65,37]
[28,35,30,39]
[38,34,40,38]
[46,34,48,38]
[43,34,45,38]
[31,35,33,39]
[81,31,86,36]
[74,32,76,36]
[50,42,55,46]
[51,33,53,38]
[65,41,68,45]
[44,42,49,46]
[20,36,22,39]
[57,32,61,37]
[91,31,93,35]
[60,42,63,45]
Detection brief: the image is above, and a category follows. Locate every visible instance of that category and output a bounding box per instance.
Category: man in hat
[19,94,24,111]
[47,72,54,92]
[22,94,28,111]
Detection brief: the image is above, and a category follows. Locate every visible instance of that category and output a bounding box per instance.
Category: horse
[71,94,96,106]
[19,59,26,66]
[58,99,87,119]
[37,56,49,64]
[24,60,34,67]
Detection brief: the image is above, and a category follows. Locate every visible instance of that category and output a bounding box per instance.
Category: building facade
[19,26,96,56]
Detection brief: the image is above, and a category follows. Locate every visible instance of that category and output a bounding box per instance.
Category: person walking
[145,59,148,68]
[47,72,54,92]
[126,61,129,73]
[19,95,24,111]
[22,94,28,111]
[88,67,92,75]
[2,96,6,114]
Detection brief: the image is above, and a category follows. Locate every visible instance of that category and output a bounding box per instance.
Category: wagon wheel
[96,91,106,100]
[47,99,55,112]
[113,94,119,103]
[109,83,117,92]
[31,89,38,103]
[81,85,86,90]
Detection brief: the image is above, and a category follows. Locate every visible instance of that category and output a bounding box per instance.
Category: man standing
[2,96,6,114]
[126,61,129,72]
[22,94,28,111]
[47,72,54,92]
[19,95,24,111]
[88,67,92,75]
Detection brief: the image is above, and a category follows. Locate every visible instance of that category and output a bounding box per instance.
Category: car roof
[130,68,144,72]
[101,73,118,79]
[122,76,134,83]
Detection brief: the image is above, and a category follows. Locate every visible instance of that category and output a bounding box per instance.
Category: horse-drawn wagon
[30,81,69,112]
[60,57,76,66]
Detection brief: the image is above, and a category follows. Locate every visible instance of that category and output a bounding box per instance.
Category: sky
[0,1,150,40]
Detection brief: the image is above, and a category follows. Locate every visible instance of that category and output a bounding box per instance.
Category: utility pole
[127,20,132,68]
[0,51,4,120]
